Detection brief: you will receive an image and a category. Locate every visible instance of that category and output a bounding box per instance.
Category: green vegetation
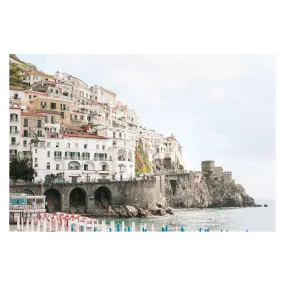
[135,140,151,174]
[10,156,35,184]
[9,65,28,88]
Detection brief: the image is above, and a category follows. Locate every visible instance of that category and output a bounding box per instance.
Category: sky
[17,54,276,199]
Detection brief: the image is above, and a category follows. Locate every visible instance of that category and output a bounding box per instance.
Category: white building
[32,130,135,183]
[9,86,25,103]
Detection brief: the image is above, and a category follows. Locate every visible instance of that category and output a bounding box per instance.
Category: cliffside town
[9,55,183,184]
[9,55,256,213]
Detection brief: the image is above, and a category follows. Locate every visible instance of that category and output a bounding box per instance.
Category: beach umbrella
[37,219,40,232]
[21,217,24,230]
[16,216,20,230]
[43,219,47,232]
[140,223,143,232]
[122,221,125,232]
[61,219,65,232]
[26,218,29,232]
[132,222,135,232]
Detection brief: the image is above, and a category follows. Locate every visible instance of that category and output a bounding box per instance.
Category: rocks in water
[115,205,139,218]
[137,208,153,217]
[165,207,174,215]
[156,202,163,208]
[255,204,262,207]
[264,204,268,207]
[149,208,166,216]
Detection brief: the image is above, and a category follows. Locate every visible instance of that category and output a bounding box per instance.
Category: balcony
[54,156,62,160]
[10,119,18,122]
[34,142,46,148]
[10,130,19,134]
[94,157,108,161]
[64,156,80,160]
[97,170,109,174]
[10,142,20,146]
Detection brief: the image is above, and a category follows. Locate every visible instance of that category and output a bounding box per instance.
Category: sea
[97,199,276,232]
[9,199,275,232]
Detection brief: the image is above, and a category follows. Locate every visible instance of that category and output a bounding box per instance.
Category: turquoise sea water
[98,199,276,232]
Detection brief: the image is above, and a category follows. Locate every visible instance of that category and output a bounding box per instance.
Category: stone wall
[9,178,163,214]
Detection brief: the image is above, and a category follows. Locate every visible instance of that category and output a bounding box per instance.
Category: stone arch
[44,188,61,213]
[68,161,81,170]
[83,161,95,171]
[117,149,127,161]
[128,150,133,162]
[94,186,112,209]
[69,187,88,214]
[20,189,35,196]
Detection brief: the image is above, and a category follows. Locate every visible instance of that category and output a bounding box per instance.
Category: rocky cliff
[165,171,256,208]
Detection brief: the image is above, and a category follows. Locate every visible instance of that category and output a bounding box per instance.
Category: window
[102,165,106,171]
[23,130,28,137]
[72,177,78,183]
[47,162,50,170]
[95,96,97,100]
[35,172,37,177]
[45,116,49,123]
[10,126,17,133]
[50,102,56,109]
[75,143,78,148]
[56,142,60,148]
[23,140,27,147]
[60,104,66,110]
[37,120,42,128]
[67,143,70,148]
[13,93,18,99]
[37,130,42,137]
[119,133,122,139]
[51,116,55,124]
[74,115,77,120]
[10,149,17,156]
[54,151,62,159]
[35,158,37,162]
[56,164,59,170]
[35,149,37,154]
[60,112,64,118]
[84,144,87,149]
[113,141,117,147]
[29,95,32,99]
[11,137,16,145]
[82,152,90,160]
[102,145,105,150]
[35,164,38,167]
[96,145,99,149]
[70,114,73,120]
[41,101,46,108]
[113,131,116,138]
[84,164,88,171]
[55,90,58,94]
[47,151,50,157]
[47,142,50,147]
[80,115,84,120]
[24,119,28,127]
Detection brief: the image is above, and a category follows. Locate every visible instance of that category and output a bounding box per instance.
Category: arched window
[47,162,50,170]
[113,140,117,147]
[50,89,53,93]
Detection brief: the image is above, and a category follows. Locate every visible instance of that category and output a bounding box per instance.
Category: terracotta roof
[34,109,60,115]
[9,107,21,110]
[65,127,86,131]
[25,91,48,96]
[21,112,45,117]
[62,133,107,139]
[10,86,24,91]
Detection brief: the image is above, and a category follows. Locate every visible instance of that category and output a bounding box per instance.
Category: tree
[9,65,23,87]
[10,156,35,184]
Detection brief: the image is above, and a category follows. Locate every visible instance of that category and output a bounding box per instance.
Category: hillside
[9,54,54,89]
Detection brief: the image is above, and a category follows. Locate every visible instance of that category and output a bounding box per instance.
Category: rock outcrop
[165,171,256,208]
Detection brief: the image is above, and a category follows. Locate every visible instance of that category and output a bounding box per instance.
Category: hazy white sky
[18,54,275,199]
